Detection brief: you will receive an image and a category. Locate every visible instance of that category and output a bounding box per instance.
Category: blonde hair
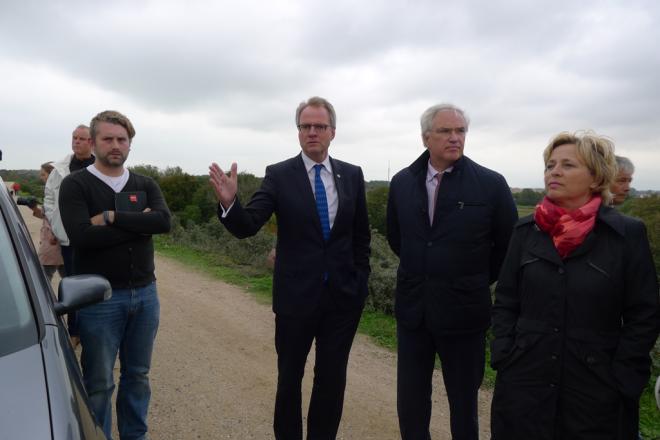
[543,131,617,205]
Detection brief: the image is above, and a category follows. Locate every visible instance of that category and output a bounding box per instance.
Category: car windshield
[0,208,38,357]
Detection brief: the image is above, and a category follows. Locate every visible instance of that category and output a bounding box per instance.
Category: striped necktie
[314,164,331,241]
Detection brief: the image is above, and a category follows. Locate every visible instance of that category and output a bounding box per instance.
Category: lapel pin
[336,174,341,178]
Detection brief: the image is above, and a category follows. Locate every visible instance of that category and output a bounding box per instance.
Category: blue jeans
[78,282,160,440]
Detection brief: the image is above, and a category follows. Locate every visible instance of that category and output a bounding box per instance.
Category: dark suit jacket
[220,153,371,317]
[386,151,518,333]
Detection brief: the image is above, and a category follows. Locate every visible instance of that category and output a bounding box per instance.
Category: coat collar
[518,203,626,266]
[408,149,468,176]
[520,204,626,237]
[595,204,625,236]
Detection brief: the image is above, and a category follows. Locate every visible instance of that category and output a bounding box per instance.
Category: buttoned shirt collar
[301,151,333,174]
[426,160,453,182]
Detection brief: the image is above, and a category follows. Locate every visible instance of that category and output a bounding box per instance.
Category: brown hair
[40,162,55,174]
[90,110,136,142]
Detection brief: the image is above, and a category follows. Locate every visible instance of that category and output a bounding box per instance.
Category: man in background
[44,124,95,341]
[611,155,635,206]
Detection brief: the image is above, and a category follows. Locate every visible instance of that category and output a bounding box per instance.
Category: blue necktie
[314,164,331,241]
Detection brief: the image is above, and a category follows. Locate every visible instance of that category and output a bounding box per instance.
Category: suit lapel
[329,157,346,241]
[292,154,324,237]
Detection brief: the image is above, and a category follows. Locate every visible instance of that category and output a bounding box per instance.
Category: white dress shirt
[300,152,338,228]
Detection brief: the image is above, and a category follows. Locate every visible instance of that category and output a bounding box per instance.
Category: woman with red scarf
[490,131,660,439]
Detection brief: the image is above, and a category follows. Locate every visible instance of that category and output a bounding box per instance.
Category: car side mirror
[53,275,112,316]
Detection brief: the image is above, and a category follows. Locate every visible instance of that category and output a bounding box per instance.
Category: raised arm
[211,162,277,239]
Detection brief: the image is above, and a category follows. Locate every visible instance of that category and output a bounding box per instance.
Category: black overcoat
[490,206,660,439]
[387,151,518,333]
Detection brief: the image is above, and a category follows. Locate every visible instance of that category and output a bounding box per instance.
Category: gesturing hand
[209,162,238,209]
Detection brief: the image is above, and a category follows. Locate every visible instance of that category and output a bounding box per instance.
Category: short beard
[97,153,127,168]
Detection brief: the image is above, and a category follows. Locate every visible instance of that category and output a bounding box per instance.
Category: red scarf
[534,196,601,259]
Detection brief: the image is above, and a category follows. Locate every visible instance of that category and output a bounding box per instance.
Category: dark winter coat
[490,206,660,440]
[387,151,518,333]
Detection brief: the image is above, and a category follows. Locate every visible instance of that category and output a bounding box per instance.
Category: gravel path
[22,205,492,439]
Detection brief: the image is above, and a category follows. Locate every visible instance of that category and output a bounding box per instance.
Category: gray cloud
[1,0,659,189]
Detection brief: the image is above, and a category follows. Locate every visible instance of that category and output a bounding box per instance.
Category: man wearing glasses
[209,96,371,440]
[386,104,517,439]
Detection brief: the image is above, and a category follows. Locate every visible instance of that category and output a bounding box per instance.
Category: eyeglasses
[297,124,331,133]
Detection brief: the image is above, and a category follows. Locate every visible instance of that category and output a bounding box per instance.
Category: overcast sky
[1,0,659,189]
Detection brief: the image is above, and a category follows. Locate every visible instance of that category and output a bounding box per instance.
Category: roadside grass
[154,238,272,304]
[639,380,660,439]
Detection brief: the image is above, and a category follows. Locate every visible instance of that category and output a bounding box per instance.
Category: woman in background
[490,131,660,439]
[31,162,65,281]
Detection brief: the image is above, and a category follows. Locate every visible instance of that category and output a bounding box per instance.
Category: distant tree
[366,186,389,234]
[236,172,263,204]
[365,180,389,192]
[514,188,543,206]
[162,166,184,177]
[191,179,218,223]
[129,164,161,182]
[159,172,201,213]
[179,204,203,227]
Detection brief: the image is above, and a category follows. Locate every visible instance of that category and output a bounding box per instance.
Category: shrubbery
[364,231,398,314]
[166,215,274,274]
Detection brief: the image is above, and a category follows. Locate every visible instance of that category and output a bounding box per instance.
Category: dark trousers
[60,245,78,336]
[273,296,363,440]
[397,322,485,440]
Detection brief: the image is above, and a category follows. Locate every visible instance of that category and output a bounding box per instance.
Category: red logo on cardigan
[130,195,138,203]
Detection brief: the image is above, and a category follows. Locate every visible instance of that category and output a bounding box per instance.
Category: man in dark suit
[209,96,371,440]
[387,103,517,439]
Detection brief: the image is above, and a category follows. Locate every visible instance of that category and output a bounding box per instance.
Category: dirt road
[22,205,492,439]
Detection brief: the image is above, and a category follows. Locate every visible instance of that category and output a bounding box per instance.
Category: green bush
[165,215,274,273]
[365,231,398,314]
[366,186,389,234]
